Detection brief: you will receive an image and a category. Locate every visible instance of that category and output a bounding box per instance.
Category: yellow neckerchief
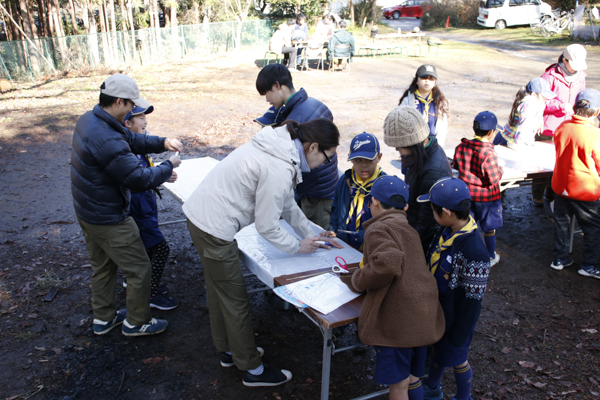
[429,215,478,276]
[146,155,155,167]
[345,165,382,228]
[414,89,433,124]
[472,136,490,143]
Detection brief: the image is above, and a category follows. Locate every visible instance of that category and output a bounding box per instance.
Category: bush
[421,0,480,29]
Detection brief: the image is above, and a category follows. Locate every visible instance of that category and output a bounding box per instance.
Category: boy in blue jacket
[321,132,385,250]
[123,105,179,311]
[254,64,337,229]
[417,177,491,400]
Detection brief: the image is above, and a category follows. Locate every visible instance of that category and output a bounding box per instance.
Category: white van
[477,0,552,29]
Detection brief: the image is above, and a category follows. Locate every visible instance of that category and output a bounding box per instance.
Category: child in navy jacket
[123,105,179,311]
[417,177,491,400]
[321,133,385,250]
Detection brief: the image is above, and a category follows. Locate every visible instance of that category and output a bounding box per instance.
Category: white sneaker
[490,252,500,267]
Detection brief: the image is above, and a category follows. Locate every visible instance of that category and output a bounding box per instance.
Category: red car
[383,0,427,19]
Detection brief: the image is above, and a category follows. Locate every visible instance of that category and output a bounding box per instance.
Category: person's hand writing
[324,239,343,249]
[297,237,321,254]
[169,154,181,168]
[165,138,183,152]
[167,170,178,183]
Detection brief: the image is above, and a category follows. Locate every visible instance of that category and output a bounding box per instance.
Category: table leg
[321,328,333,400]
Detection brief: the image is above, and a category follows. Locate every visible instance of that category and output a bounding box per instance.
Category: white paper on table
[273,272,361,315]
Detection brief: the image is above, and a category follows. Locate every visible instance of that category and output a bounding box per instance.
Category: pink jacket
[541,64,586,137]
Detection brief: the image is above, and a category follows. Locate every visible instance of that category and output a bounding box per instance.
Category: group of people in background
[269,13,355,72]
[68,38,600,400]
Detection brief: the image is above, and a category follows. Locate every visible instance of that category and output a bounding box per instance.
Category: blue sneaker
[150,295,179,310]
[578,263,600,280]
[423,383,443,400]
[550,257,573,271]
[122,318,168,336]
[93,309,126,335]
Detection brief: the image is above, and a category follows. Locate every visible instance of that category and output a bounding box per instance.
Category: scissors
[332,256,349,273]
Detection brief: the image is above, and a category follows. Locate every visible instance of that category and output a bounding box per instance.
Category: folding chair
[303,41,326,71]
[263,51,281,67]
[330,44,351,73]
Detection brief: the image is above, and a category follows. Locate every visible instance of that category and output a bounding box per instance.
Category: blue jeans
[553,195,600,265]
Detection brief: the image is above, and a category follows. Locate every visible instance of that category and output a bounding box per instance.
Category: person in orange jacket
[550,88,600,280]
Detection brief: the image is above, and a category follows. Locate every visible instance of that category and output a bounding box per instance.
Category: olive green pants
[300,198,333,229]
[78,217,152,326]
[187,220,261,371]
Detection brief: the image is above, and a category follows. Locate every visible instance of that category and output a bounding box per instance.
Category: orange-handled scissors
[332,256,349,273]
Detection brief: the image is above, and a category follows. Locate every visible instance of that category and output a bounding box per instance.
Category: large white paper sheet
[162,157,220,203]
[235,220,363,288]
[273,272,361,315]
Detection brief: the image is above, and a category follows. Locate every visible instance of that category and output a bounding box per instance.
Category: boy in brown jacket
[341,175,445,400]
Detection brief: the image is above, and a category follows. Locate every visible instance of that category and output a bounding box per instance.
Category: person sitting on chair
[269,19,298,72]
[327,21,355,69]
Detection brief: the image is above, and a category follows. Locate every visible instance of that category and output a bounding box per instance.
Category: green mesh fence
[0,19,273,81]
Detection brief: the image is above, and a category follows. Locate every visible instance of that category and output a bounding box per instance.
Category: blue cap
[526,77,555,99]
[371,175,409,209]
[124,104,154,122]
[348,132,380,161]
[576,89,600,109]
[417,177,471,211]
[254,106,280,126]
[473,111,502,132]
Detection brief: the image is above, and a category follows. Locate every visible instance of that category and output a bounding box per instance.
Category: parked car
[477,0,552,29]
[383,0,427,19]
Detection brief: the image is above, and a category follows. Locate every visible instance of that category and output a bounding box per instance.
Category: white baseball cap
[563,44,587,71]
[100,74,149,108]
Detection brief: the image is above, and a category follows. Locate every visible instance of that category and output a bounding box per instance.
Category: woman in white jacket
[399,64,449,148]
[183,118,340,387]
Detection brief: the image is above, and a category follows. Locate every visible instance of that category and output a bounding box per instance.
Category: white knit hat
[383,106,429,148]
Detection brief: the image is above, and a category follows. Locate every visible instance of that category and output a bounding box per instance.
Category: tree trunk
[118,0,127,30]
[371,0,377,24]
[170,5,176,27]
[109,0,116,32]
[18,0,41,73]
[349,0,355,27]
[0,10,12,40]
[52,0,66,37]
[153,0,159,27]
[67,0,78,34]
[80,0,89,33]
[127,0,136,61]
[192,1,199,24]
[203,4,210,23]
[36,0,47,36]
[148,0,154,28]
[25,0,38,38]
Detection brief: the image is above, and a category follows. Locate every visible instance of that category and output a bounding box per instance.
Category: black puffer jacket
[71,105,173,225]
[405,137,452,252]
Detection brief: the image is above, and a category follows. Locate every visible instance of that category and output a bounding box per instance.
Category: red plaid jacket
[453,138,503,202]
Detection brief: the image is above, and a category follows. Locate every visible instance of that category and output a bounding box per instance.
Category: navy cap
[473,111,502,132]
[576,89,600,109]
[371,175,409,209]
[124,104,154,122]
[526,77,555,99]
[417,177,471,211]
[348,132,380,161]
[254,106,280,126]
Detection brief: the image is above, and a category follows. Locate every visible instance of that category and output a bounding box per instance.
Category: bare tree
[223,0,252,50]
[67,0,78,34]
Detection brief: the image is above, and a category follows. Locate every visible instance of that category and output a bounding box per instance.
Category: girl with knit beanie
[384,106,452,253]
[399,64,450,148]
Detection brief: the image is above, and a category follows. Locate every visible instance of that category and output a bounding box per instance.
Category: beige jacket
[182,125,315,254]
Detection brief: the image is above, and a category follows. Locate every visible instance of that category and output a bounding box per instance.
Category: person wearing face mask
[383,106,453,253]
[534,45,588,206]
[183,118,342,387]
[399,64,449,148]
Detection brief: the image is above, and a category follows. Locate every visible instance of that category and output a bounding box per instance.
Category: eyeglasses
[419,76,436,81]
[321,148,331,164]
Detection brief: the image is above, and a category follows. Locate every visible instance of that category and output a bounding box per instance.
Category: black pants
[553,195,600,265]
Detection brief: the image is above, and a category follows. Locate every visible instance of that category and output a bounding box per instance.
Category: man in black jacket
[71,74,182,337]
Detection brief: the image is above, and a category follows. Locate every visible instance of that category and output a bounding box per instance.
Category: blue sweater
[426,228,491,347]
[329,169,387,249]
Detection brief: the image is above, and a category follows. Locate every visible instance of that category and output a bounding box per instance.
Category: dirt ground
[1,32,600,400]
